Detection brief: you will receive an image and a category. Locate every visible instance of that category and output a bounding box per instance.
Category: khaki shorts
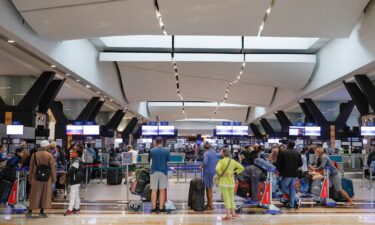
[150,172,168,190]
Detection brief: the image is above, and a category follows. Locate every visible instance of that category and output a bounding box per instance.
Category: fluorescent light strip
[212,0,276,120]
[154,0,187,119]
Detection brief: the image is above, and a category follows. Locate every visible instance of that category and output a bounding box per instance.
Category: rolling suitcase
[310,179,322,197]
[235,179,250,198]
[107,168,122,185]
[188,178,205,211]
[254,158,277,172]
[331,177,354,202]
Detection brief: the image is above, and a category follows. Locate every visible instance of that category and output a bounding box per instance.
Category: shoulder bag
[213,159,232,187]
[34,154,51,182]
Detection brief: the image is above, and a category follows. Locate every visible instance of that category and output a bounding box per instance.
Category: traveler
[309,147,354,205]
[83,143,96,183]
[64,146,84,216]
[240,146,257,167]
[127,145,138,180]
[201,141,218,210]
[277,141,302,209]
[149,137,170,214]
[216,147,244,221]
[50,142,58,158]
[0,145,7,162]
[367,147,375,167]
[268,144,280,165]
[0,148,26,204]
[55,145,67,167]
[27,140,57,218]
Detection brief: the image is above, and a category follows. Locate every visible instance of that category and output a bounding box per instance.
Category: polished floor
[1,213,375,225]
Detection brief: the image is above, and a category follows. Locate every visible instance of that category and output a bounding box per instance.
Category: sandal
[231,214,240,219]
[222,216,231,221]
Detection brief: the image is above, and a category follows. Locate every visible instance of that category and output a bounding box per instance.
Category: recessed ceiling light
[7,40,15,43]
[65,73,70,76]
[104,96,107,98]
[50,64,56,68]
[96,91,101,94]
[86,85,90,88]
[76,79,80,82]
[110,99,113,102]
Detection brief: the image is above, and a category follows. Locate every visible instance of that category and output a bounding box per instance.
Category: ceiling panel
[11,0,110,11]
[158,0,270,36]
[17,0,161,40]
[263,0,369,38]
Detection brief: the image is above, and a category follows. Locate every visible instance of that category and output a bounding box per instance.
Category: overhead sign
[222,122,231,126]
[233,121,242,126]
[160,121,169,126]
[148,121,157,126]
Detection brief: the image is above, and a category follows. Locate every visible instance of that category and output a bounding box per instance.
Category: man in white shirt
[127,145,138,177]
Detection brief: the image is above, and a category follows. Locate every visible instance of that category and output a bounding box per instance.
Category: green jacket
[215,157,244,187]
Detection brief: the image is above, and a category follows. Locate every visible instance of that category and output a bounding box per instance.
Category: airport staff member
[309,146,354,205]
[149,137,170,214]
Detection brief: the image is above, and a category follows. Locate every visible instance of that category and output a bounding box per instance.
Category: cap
[40,140,50,148]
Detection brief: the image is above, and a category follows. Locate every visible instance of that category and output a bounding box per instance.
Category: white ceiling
[11,0,368,40]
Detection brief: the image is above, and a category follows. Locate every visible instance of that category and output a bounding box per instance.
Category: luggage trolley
[240,159,281,215]
[311,167,337,207]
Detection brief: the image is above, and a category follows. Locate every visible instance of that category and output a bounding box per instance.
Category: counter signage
[222,122,231,126]
[121,152,133,165]
[233,121,242,126]
[160,121,169,126]
[148,121,157,126]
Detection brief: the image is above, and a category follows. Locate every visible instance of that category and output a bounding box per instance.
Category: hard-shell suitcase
[330,177,354,201]
[254,158,277,172]
[107,168,123,185]
[188,178,205,211]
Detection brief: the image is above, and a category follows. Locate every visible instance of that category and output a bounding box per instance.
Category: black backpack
[34,154,51,182]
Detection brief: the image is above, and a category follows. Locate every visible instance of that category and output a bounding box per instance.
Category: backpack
[34,154,51,182]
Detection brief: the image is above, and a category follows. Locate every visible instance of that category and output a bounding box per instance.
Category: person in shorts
[149,137,170,214]
[309,146,354,205]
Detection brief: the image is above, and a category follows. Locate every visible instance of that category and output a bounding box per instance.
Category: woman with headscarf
[27,140,56,218]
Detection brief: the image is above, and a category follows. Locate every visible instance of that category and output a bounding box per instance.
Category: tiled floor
[1,213,375,225]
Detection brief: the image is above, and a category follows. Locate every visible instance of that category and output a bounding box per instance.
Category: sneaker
[159,208,167,214]
[150,208,158,214]
[73,208,81,214]
[39,213,48,218]
[64,210,74,216]
[287,207,295,211]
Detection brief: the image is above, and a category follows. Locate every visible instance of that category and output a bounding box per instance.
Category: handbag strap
[219,158,232,178]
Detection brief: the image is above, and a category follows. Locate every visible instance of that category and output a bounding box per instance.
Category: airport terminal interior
[1,0,375,224]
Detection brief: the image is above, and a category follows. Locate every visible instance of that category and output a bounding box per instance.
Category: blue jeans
[281,177,297,208]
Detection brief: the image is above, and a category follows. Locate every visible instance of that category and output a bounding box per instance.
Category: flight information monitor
[142,125,158,136]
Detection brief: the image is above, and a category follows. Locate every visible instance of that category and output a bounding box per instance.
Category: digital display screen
[361,126,375,136]
[305,126,321,136]
[232,126,248,136]
[216,126,233,135]
[289,126,305,136]
[158,126,175,135]
[268,138,280,144]
[66,125,83,135]
[115,138,123,143]
[142,125,158,136]
[6,125,24,135]
[83,125,100,135]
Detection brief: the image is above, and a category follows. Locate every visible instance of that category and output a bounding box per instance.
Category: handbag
[213,159,232,186]
[34,154,51,182]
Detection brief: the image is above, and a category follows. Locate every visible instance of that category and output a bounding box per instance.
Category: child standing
[64,146,83,216]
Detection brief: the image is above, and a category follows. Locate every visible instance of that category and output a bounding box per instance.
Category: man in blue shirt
[149,137,170,214]
[201,141,218,210]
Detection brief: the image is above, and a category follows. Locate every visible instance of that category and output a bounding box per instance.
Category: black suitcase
[0,179,13,202]
[188,178,205,211]
[107,168,123,185]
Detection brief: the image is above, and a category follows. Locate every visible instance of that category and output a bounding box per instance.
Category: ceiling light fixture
[96,91,101,94]
[50,64,56,68]
[76,79,80,82]
[7,40,15,43]
[86,85,90,88]
[212,0,276,120]
[65,73,70,76]
[154,0,187,119]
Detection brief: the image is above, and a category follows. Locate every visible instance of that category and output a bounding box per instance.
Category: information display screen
[232,126,248,136]
[268,138,280,144]
[289,126,305,136]
[142,125,158,136]
[83,125,100,135]
[216,126,233,135]
[361,126,375,136]
[158,126,175,135]
[66,125,83,135]
[6,125,24,135]
[305,126,321,136]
